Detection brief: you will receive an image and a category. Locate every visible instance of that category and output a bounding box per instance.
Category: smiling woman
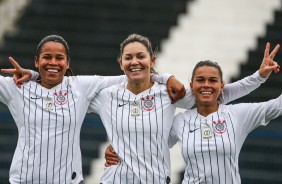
[169,43,281,184]
[190,61,225,116]
[34,35,71,89]
[118,34,157,94]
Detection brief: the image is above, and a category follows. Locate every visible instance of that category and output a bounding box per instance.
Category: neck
[127,80,154,95]
[197,103,219,117]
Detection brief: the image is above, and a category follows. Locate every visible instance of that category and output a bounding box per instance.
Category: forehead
[40,41,66,54]
[123,42,148,54]
[194,66,220,78]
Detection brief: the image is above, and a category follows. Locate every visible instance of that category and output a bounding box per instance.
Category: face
[119,42,155,84]
[190,66,224,107]
[35,41,69,89]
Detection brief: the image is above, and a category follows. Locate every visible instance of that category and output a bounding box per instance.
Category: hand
[1,57,32,88]
[104,145,120,167]
[259,42,280,78]
[167,76,186,104]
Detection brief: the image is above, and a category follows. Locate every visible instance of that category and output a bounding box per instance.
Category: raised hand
[167,76,186,104]
[1,57,32,87]
[259,42,280,78]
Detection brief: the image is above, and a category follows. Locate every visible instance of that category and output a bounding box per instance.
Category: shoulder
[150,82,169,95]
[174,108,196,122]
[98,82,126,94]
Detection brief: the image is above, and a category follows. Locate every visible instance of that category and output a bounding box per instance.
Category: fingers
[104,144,120,166]
[169,88,185,104]
[8,57,22,70]
[166,76,186,103]
[12,75,21,88]
[104,160,119,167]
[272,61,280,73]
[264,42,270,58]
[1,68,17,74]
[269,44,280,59]
[270,65,280,73]
[15,75,31,88]
[171,85,186,104]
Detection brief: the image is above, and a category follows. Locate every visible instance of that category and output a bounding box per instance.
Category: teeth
[47,69,59,73]
[201,92,212,94]
[130,68,142,72]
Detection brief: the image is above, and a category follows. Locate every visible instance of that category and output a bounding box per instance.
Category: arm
[220,42,280,104]
[151,74,186,103]
[234,94,282,134]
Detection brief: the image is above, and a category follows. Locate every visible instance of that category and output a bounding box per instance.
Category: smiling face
[35,41,69,89]
[119,42,155,85]
[190,65,224,108]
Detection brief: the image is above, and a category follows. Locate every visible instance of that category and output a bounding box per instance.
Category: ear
[190,82,194,94]
[118,59,124,71]
[150,56,156,68]
[34,56,39,68]
[220,83,224,93]
[66,59,70,69]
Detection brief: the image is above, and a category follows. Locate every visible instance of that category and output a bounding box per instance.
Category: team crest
[54,90,68,106]
[212,119,227,134]
[141,95,155,111]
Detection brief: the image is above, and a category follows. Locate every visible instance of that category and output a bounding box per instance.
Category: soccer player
[0,35,183,184]
[170,49,281,183]
[89,34,279,183]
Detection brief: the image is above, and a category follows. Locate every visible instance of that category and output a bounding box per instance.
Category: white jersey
[88,71,266,184]
[0,75,127,184]
[170,94,282,184]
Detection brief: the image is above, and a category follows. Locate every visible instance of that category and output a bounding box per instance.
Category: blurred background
[0,0,282,183]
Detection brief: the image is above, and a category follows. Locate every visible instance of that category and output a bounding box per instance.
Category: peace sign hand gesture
[1,56,32,88]
[259,42,280,78]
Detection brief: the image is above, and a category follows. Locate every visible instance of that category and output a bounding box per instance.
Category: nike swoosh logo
[189,128,199,133]
[118,103,128,107]
[30,96,41,99]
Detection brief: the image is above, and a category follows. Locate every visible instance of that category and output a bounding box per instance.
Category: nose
[131,57,139,65]
[203,80,210,87]
[49,58,58,65]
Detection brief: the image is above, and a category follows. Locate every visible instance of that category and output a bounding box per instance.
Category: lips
[46,68,59,73]
[200,91,212,94]
[130,68,142,72]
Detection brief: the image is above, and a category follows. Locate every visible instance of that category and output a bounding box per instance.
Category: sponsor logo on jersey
[212,119,227,134]
[141,95,155,111]
[44,97,53,110]
[54,90,68,106]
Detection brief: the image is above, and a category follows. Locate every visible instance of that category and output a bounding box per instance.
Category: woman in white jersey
[88,34,279,184]
[169,44,281,184]
[0,35,184,184]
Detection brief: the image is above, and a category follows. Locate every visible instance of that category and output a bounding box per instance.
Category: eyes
[41,54,66,61]
[195,77,219,84]
[123,53,147,61]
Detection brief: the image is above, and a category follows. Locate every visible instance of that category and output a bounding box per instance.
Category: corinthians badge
[54,90,68,106]
[212,119,227,134]
[141,95,155,111]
